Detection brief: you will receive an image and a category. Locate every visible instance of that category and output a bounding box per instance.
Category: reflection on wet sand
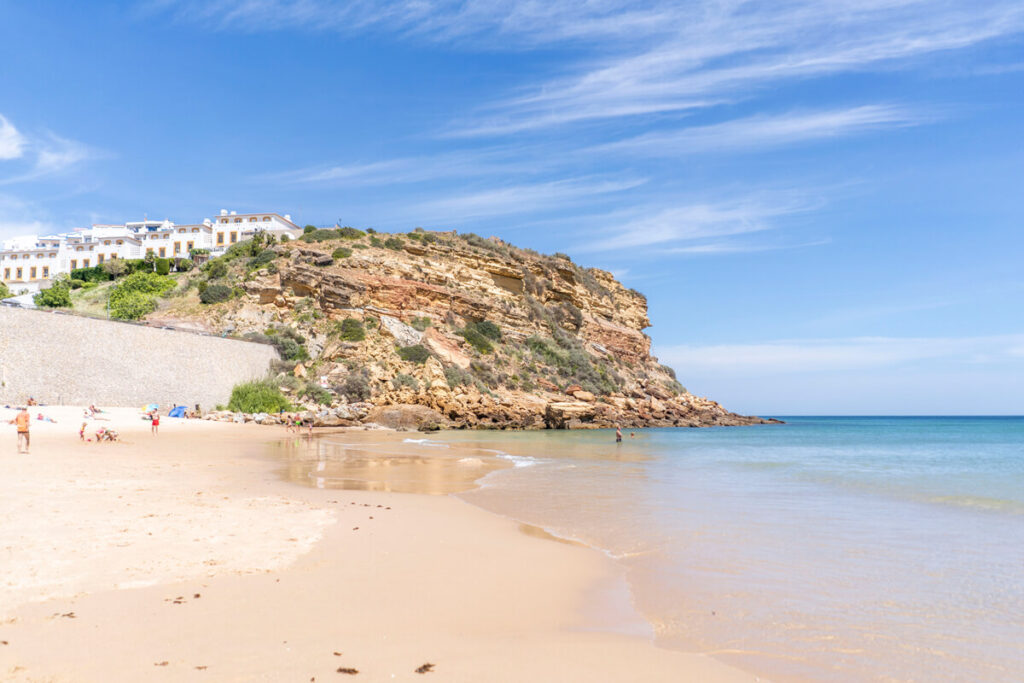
[275,434,510,495]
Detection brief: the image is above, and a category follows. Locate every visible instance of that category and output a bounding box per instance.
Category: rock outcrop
[160,230,778,429]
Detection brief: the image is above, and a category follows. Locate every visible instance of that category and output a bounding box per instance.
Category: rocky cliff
[157,229,776,430]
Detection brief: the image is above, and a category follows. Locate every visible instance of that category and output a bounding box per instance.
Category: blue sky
[2,1,1023,414]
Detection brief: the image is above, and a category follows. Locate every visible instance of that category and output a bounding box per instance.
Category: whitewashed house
[1,209,301,295]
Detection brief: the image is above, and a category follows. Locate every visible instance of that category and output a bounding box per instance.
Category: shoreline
[0,406,759,682]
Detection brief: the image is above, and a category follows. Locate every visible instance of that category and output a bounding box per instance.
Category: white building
[0,209,300,295]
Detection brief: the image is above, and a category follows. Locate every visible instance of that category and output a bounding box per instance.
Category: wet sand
[0,406,757,682]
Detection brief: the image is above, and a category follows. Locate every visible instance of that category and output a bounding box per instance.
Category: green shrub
[199,284,232,304]
[70,265,109,283]
[176,258,194,272]
[304,225,317,234]
[82,281,98,289]
[304,382,333,405]
[118,271,176,295]
[410,316,432,331]
[228,379,293,413]
[369,236,383,248]
[340,370,372,401]
[155,258,170,276]
[0,282,10,299]
[247,249,277,271]
[397,344,430,364]
[383,237,404,251]
[470,320,501,341]
[421,233,437,244]
[332,247,352,259]
[334,317,365,342]
[444,366,473,388]
[33,281,72,308]
[108,290,158,319]
[259,326,309,361]
[391,373,419,391]
[338,227,365,239]
[69,279,86,290]
[204,259,228,279]
[460,327,493,354]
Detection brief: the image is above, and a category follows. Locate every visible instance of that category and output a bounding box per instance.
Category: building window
[98,254,105,264]
[110,253,117,260]
[146,248,153,256]
[229,231,238,243]
[116,240,123,245]
[191,227,199,233]
[83,259,89,267]
[16,268,22,279]
[157,248,165,257]
[249,217,257,222]
[220,218,228,224]
[70,260,77,270]
[178,228,185,233]
[3,268,8,279]
[187,241,194,251]
[217,233,224,245]
[104,240,111,245]
[42,266,49,278]
[174,242,181,254]
[263,216,271,221]
[30,267,37,279]
[234,218,242,223]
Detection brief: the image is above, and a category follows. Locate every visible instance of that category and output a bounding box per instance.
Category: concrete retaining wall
[0,306,279,409]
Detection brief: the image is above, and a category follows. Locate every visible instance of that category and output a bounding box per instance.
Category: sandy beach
[0,406,757,682]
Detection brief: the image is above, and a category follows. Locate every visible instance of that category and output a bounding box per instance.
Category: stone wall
[0,306,278,409]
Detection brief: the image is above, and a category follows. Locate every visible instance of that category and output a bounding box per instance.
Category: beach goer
[10,407,30,454]
[615,426,623,443]
[80,422,87,441]
[630,432,635,438]
[151,411,160,436]
[27,397,37,406]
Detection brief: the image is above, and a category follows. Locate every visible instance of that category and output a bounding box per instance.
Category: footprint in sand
[336,666,359,674]
[415,663,435,674]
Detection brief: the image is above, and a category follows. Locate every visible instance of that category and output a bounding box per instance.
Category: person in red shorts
[151,410,160,436]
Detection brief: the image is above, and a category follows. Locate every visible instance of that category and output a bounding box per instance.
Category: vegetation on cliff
[68,226,767,429]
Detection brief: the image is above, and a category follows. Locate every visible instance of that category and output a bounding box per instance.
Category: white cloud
[410,176,645,221]
[594,105,928,156]
[444,1,1024,135]
[578,194,818,253]
[0,129,98,185]
[0,115,27,160]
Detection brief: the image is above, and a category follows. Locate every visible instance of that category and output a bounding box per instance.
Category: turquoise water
[443,417,1024,681]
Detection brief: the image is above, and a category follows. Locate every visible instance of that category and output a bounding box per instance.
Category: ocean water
[284,418,1024,681]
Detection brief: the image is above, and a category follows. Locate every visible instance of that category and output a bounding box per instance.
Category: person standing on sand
[151,411,160,436]
[9,407,30,453]
[615,426,623,443]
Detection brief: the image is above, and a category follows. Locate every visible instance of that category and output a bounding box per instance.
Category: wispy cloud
[262,146,557,187]
[594,105,928,156]
[0,115,27,160]
[445,2,1024,136]
[0,115,100,185]
[409,176,645,221]
[578,193,819,253]
[656,334,1024,375]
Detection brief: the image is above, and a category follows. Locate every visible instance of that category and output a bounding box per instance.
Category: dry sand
[0,405,759,682]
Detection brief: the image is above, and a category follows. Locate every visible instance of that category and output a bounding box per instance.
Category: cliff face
[161,230,774,429]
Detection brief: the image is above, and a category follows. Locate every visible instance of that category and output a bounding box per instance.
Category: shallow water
[279,418,1024,682]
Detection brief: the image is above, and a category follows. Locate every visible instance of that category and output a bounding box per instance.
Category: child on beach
[9,407,30,453]
[80,422,87,441]
[151,411,160,436]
